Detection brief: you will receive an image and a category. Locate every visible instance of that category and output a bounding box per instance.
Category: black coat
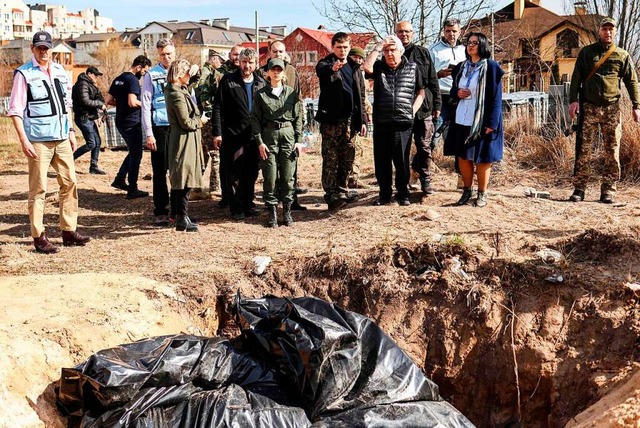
[212,70,266,146]
[72,73,104,121]
[403,42,441,119]
[315,54,366,130]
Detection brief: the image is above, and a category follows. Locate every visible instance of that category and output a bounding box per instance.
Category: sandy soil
[0,140,639,427]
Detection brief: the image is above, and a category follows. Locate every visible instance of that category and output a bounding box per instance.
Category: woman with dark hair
[164,59,207,231]
[444,32,504,207]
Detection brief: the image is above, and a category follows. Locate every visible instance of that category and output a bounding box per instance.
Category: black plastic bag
[57,295,474,427]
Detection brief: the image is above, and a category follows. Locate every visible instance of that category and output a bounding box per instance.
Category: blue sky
[63,0,569,32]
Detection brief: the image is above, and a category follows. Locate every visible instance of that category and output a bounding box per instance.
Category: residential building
[136,19,281,66]
[0,1,114,42]
[282,27,376,98]
[467,0,601,92]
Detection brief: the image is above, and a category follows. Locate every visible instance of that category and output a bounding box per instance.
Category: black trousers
[222,139,260,216]
[151,126,170,216]
[170,187,190,217]
[373,124,413,200]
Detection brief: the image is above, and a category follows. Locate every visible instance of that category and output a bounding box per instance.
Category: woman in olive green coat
[164,59,207,232]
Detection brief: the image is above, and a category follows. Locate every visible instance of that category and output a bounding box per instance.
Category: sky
[62,0,571,33]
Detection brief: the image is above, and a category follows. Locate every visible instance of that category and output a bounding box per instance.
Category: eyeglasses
[396,30,413,34]
[466,41,480,46]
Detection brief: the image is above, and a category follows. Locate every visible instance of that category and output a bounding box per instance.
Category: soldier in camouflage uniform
[569,17,640,204]
[315,33,367,210]
[195,53,224,196]
[347,47,370,189]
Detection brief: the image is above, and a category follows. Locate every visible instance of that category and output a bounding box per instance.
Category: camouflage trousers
[347,136,364,188]
[573,103,622,193]
[320,121,356,203]
[201,121,220,192]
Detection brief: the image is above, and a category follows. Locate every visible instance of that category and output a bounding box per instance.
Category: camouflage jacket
[195,62,215,112]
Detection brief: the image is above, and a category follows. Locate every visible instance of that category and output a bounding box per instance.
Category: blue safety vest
[149,63,169,126]
[15,61,70,142]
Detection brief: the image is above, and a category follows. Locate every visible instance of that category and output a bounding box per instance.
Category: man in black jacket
[395,21,441,195]
[315,32,367,210]
[212,48,266,220]
[72,66,107,174]
[364,35,426,206]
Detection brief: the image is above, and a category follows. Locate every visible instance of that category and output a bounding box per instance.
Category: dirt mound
[0,274,193,428]
[254,235,640,427]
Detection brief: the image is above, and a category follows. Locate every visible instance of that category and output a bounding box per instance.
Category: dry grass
[504,97,640,183]
[0,117,21,163]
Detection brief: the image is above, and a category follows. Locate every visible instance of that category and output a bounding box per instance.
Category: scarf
[455,59,488,145]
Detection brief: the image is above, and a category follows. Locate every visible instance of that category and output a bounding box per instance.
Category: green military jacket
[195,62,215,111]
[569,42,640,109]
[196,61,236,113]
[251,84,303,146]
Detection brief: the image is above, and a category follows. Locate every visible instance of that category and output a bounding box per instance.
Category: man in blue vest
[142,38,176,226]
[8,31,91,253]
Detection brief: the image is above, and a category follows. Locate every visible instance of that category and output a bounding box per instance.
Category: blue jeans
[115,124,144,191]
[73,118,101,168]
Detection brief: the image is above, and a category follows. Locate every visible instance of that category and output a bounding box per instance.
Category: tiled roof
[295,27,376,50]
[467,1,599,62]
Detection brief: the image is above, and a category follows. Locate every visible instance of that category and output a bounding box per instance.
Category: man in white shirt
[429,18,466,148]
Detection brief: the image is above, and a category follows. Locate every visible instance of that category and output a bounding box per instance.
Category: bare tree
[93,40,138,93]
[313,0,496,45]
[580,0,640,60]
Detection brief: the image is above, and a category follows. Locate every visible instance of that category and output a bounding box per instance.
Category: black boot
[283,201,293,226]
[267,205,278,228]
[175,215,198,232]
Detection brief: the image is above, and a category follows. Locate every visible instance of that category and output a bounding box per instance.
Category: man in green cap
[347,46,370,189]
[568,17,640,204]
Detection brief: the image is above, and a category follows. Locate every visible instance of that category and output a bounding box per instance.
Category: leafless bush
[619,98,640,182]
[504,114,573,174]
[504,98,640,182]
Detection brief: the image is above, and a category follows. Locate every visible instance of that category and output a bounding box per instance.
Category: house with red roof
[282,27,376,98]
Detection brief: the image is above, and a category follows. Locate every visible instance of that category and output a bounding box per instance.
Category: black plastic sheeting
[57,295,475,427]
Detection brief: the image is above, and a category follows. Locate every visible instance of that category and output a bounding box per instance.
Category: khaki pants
[28,140,78,237]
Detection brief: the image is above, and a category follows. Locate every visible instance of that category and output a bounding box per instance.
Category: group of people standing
[8,14,640,252]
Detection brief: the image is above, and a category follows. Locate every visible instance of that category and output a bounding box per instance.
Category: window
[185,31,194,40]
[556,28,579,58]
[305,51,317,65]
[222,32,231,41]
[520,39,539,57]
[294,52,304,65]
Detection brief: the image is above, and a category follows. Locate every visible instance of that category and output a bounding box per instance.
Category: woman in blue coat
[444,32,504,207]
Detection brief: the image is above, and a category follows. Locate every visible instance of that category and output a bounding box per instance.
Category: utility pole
[255,11,259,54]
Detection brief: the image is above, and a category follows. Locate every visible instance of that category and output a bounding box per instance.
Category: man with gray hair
[142,37,176,226]
[212,48,267,220]
[364,35,426,206]
[395,21,441,196]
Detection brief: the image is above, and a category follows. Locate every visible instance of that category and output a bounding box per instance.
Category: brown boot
[62,230,91,246]
[33,233,60,254]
